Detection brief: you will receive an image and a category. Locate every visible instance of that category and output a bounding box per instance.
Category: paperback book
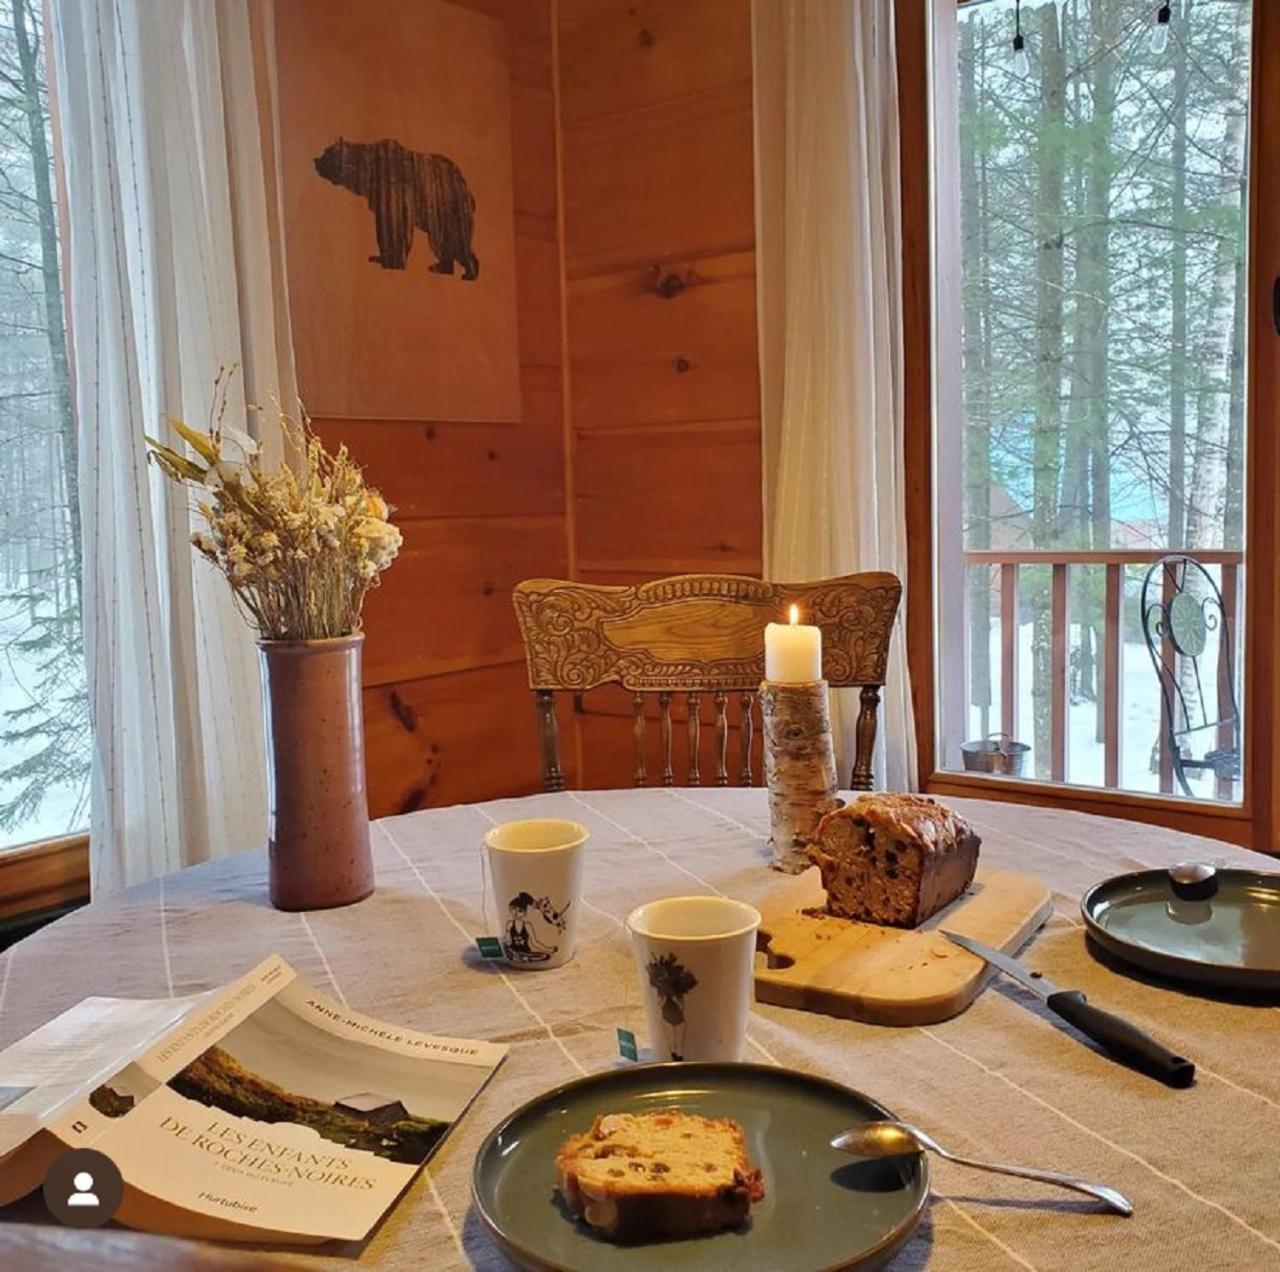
[0,954,506,1242]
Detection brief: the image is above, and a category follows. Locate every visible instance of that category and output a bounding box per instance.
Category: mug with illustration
[483,819,587,971]
[626,896,761,1062]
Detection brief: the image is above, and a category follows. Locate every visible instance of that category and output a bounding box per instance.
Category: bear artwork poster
[313,138,480,280]
[275,0,521,423]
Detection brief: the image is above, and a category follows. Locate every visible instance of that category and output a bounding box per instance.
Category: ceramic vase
[258,634,374,911]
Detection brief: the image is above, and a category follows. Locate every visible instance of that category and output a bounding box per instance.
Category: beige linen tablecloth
[0,791,1277,1271]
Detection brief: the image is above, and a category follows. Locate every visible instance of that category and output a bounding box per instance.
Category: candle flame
[788,603,799,625]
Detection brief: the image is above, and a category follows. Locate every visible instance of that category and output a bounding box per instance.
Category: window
[0,0,87,849]
[931,0,1250,802]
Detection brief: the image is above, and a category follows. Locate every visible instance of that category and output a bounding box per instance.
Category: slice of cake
[810,794,980,928]
[555,1110,765,1243]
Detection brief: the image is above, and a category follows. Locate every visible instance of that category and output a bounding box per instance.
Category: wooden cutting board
[754,866,1052,1026]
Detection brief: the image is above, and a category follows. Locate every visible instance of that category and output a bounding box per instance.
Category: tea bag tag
[475,936,504,960]
[616,1027,638,1062]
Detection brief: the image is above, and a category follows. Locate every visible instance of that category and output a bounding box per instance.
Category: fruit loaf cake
[555,1110,765,1242]
[809,793,980,928]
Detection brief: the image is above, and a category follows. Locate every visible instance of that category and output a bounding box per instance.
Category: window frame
[0,832,88,920]
[897,0,1278,849]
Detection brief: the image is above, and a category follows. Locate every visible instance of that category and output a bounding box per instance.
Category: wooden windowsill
[924,771,1257,848]
[0,833,90,922]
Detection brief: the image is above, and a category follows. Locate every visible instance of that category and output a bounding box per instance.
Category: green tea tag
[617,1028,638,1061]
[475,936,504,960]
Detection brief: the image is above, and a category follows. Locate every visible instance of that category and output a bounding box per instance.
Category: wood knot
[638,26,654,47]
[653,271,687,299]
[674,356,691,374]
[487,448,498,460]
[389,690,417,733]
[482,580,495,597]
[424,424,437,441]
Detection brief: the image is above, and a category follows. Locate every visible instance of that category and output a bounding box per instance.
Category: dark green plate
[1082,868,1280,991]
[471,1062,928,1271]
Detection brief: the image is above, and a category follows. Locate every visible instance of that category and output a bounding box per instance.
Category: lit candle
[764,604,822,684]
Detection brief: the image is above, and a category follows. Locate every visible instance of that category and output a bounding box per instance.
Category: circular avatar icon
[43,1147,124,1228]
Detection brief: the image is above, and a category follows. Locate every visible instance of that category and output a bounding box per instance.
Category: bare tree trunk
[1084,0,1114,743]
[1031,6,1066,778]
[1185,6,1248,553]
[11,0,78,618]
[1173,2,1248,766]
[1223,113,1248,553]
[1168,0,1189,549]
[960,19,991,740]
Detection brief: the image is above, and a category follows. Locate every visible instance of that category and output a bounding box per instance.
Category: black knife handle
[1046,990,1195,1088]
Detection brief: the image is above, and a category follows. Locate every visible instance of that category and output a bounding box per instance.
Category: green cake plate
[471,1061,929,1272]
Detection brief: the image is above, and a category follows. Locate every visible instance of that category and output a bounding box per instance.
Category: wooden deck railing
[960,549,1244,797]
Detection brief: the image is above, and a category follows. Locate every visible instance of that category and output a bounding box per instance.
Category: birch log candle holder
[760,605,839,872]
[760,679,840,873]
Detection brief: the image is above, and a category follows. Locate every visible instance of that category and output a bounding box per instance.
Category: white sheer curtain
[753,0,917,791]
[52,0,298,891]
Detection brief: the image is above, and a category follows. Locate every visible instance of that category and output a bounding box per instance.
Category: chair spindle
[535,689,564,792]
[659,692,674,786]
[632,691,647,786]
[713,691,729,786]
[687,692,701,785]
[739,692,754,785]
[850,685,880,791]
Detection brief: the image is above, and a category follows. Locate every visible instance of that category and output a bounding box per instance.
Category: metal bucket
[960,733,1030,777]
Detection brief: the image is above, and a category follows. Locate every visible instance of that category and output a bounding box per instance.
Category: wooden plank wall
[556,0,764,787]
[287,0,762,809]
[300,0,570,815]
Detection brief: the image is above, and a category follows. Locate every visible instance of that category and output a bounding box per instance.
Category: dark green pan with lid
[1082,866,1280,992]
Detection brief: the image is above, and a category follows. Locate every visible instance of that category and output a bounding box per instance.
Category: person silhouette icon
[44,1147,122,1227]
[67,1171,99,1208]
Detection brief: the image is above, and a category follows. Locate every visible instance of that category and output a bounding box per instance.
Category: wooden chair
[512,572,902,792]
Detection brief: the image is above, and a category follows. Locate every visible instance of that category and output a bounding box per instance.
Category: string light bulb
[1012,0,1029,77]
[1152,2,1171,55]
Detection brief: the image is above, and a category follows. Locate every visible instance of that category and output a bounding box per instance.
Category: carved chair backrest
[512,572,902,792]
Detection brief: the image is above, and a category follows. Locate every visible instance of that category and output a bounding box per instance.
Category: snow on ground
[0,603,89,849]
[965,621,1233,801]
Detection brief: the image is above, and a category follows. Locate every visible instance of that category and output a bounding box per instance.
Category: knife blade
[942,930,1196,1088]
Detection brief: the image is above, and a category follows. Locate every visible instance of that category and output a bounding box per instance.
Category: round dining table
[0,788,1277,1271]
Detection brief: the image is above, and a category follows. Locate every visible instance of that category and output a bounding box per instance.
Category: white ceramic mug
[483,819,588,970]
[626,896,762,1062]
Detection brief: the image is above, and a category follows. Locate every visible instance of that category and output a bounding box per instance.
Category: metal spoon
[830,1120,1133,1217]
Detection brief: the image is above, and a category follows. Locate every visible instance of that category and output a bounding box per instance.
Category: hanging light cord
[1011,0,1028,76]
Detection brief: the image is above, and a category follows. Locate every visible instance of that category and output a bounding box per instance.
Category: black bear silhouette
[314,137,480,279]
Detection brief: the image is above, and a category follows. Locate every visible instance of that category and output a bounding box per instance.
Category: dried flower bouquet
[146,378,401,641]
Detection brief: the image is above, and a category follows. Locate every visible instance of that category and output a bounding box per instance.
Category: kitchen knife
[942,930,1196,1088]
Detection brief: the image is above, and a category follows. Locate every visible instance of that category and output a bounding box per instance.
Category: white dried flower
[148,378,402,641]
